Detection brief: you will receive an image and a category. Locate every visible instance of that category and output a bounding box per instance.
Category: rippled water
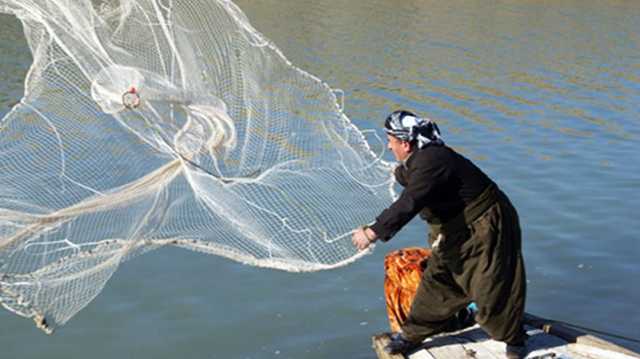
[1,1,639,358]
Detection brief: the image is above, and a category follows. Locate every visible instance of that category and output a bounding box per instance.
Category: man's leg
[401,251,471,343]
[463,199,527,350]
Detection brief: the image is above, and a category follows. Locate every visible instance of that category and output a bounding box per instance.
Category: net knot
[122,86,141,109]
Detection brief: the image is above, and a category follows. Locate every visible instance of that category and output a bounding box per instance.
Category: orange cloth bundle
[384,247,432,332]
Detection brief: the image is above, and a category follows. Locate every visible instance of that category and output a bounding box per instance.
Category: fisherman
[352,110,527,359]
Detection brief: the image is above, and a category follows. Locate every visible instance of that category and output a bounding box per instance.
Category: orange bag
[384,247,432,332]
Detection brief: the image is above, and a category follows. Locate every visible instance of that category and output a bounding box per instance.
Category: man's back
[396,145,493,224]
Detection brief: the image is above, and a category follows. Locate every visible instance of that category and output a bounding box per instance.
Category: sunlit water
[1,1,639,358]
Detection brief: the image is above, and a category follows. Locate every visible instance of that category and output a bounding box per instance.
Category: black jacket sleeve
[370,153,449,242]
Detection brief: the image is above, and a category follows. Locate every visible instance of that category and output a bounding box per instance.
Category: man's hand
[352,226,378,251]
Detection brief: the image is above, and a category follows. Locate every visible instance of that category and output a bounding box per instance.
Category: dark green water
[1,0,639,358]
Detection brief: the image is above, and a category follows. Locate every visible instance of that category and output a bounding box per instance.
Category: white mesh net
[0,0,394,333]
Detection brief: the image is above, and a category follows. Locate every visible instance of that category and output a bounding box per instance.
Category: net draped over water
[0,0,394,333]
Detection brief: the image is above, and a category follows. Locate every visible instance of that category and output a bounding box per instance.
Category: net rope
[0,0,395,333]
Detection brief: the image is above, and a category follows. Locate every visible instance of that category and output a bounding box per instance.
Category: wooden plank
[372,333,406,359]
[408,348,437,359]
[423,340,489,359]
[567,343,640,359]
[399,325,510,359]
[524,313,640,358]
[522,327,582,359]
[444,326,503,359]
[374,313,640,359]
[418,327,501,359]
[411,326,583,359]
[376,326,611,359]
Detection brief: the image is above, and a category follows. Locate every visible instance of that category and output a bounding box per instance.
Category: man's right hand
[351,226,378,251]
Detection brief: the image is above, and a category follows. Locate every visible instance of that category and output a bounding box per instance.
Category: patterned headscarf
[384,110,444,149]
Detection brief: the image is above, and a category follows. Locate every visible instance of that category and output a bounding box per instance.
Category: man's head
[383,110,444,161]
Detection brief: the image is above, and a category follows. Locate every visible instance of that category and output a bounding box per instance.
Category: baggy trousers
[401,191,527,345]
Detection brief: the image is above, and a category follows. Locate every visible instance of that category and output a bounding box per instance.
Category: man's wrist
[363,226,377,243]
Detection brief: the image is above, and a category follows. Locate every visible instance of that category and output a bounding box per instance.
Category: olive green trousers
[401,192,527,345]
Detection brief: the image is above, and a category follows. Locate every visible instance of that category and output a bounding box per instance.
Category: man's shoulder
[411,145,455,163]
[401,146,452,176]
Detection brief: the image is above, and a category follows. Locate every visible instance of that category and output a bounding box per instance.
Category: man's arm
[369,155,448,242]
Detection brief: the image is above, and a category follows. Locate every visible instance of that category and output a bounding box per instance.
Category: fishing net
[0,0,394,333]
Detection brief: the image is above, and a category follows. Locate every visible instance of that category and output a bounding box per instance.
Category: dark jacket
[370,145,493,242]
